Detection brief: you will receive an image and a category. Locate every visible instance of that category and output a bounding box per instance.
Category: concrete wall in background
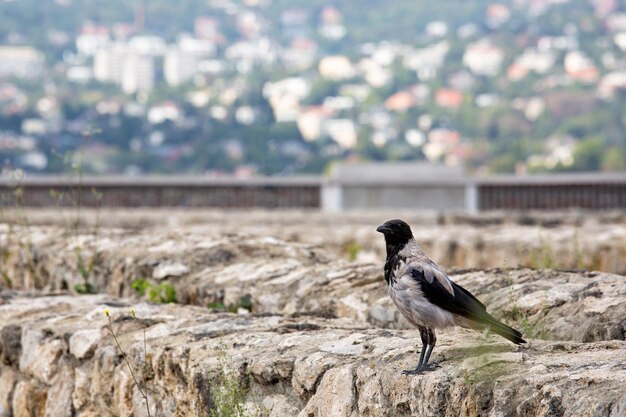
[339,185,467,210]
[325,162,468,211]
[1,164,625,211]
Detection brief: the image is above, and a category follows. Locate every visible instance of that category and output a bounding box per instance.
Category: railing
[0,176,322,208]
[2,173,625,210]
[477,174,626,210]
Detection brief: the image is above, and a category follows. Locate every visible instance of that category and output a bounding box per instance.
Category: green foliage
[302,78,343,105]
[105,308,153,417]
[0,270,12,289]
[132,278,178,304]
[602,147,626,170]
[528,237,555,270]
[344,241,362,261]
[503,287,549,340]
[73,247,97,294]
[572,136,604,171]
[74,282,97,294]
[208,295,252,313]
[0,245,12,288]
[207,302,227,311]
[517,315,549,340]
[210,354,251,417]
[572,229,586,271]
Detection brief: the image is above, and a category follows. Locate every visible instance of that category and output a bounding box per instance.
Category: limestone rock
[19,329,64,384]
[4,209,625,272]
[2,222,626,343]
[1,293,625,417]
[152,263,190,280]
[69,329,102,360]
[12,380,46,417]
[0,368,17,417]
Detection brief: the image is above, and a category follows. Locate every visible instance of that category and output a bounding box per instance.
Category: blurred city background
[0,0,625,210]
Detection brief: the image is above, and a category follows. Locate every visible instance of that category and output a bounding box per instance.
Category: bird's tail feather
[483,315,527,345]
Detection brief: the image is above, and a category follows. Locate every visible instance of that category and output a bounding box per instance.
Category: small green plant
[517,315,549,340]
[74,247,97,294]
[344,241,362,261]
[528,235,555,269]
[501,257,514,286]
[0,270,12,288]
[210,351,250,417]
[462,369,472,387]
[132,278,177,304]
[503,287,549,340]
[207,302,227,311]
[207,295,252,313]
[105,308,153,417]
[572,228,586,270]
[0,246,12,288]
[453,330,512,389]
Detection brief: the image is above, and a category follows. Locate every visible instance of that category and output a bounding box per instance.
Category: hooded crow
[376,219,526,375]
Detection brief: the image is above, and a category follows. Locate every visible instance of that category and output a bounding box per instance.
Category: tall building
[0,46,45,79]
[164,36,216,86]
[76,24,110,56]
[94,44,154,94]
[94,44,126,83]
[164,49,197,87]
[121,54,155,94]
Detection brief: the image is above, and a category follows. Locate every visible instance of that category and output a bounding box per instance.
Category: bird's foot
[401,362,439,375]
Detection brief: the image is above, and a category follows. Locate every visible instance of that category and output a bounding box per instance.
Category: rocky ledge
[2,225,625,343]
[1,293,625,417]
[2,209,626,273]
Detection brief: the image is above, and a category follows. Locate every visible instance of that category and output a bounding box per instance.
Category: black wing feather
[410,267,526,344]
[410,268,485,321]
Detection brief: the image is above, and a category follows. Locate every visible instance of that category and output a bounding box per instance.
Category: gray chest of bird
[386,266,457,329]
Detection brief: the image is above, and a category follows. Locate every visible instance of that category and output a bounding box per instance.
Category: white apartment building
[463,41,504,76]
[164,36,216,86]
[94,44,127,83]
[121,54,155,94]
[76,26,110,56]
[164,49,197,87]
[0,46,45,79]
[94,44,154,94]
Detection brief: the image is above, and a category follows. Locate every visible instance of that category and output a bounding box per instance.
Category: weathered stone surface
[451,268,626,342]
[44,364,74,417]
[152,263,190,280]
[1,293,626,417]
[19,329,64,384]
[3,209,626,271]
[2,222,626,342]
[12,380,46,417]
[0,367,17,417]
[69,329,102,360]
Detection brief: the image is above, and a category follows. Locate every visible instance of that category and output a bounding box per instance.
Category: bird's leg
[415,326,429,367]
[420,329,437,370]
[402,327,436,375]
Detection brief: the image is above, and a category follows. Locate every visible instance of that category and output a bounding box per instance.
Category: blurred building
[76,24,110,56]
[94,44,126,83]
[323,162,469,211]
[463,41,504,76]
[0,46,45,79]
[164,36,216,86]
[94,44,155,94]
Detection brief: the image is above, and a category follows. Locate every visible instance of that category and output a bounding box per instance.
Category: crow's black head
[376,219,413,245]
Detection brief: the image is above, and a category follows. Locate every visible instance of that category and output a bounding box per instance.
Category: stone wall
[2,209,625,273]
[1,294,625,417]
[1,224,625,342]
[1,214,626,416]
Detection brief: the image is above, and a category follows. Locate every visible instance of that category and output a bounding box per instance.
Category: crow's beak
[376,224,388,233]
